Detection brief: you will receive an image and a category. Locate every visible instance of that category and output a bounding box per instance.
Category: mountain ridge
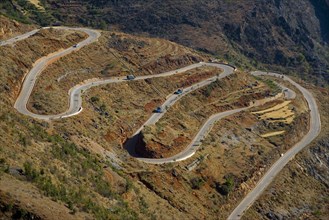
[45,0,329,85]
[1,0,328,85]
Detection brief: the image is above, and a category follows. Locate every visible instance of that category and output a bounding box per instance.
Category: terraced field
[253,100,295,124]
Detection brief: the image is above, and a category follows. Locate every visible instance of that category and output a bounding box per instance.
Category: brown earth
[0,16,327,220]
[243,84,329,220]
[0,27,87,102]
[131,74,312,219]
[138,72,271,158]
[0,174,91,220]
[38,0,329,85]
[0,15,36,40]
[27,31,206,115]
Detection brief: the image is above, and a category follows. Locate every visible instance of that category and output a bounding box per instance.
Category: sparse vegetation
[20,135,137,219]
[203,79,221,97]
[215,175,235,196]
[90,96,100,103]
[263,79,281,93]
[190,177,205,189]
[0,13,328,220]
[0,1,29,23]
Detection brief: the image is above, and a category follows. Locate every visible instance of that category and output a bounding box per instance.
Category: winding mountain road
[0,29,40,46]
[228,72,321,220]
[13,27,101,120]
[3,28,235,122]
[3,27,321,220]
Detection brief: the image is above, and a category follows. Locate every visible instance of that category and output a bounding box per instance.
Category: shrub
[94,176,113,198]
[215,175,235,196]
[90,96,100,103]
[190,177,205,189]
[23,161,39,181]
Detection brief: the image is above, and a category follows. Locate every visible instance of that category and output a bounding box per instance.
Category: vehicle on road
[174,89,183,94]
[73,44,78,48]
[52,22,62,26]
[126,75,136,80]
[153,107,163,113]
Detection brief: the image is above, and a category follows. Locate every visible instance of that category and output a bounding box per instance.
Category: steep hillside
[0,4,328,220]
[243,84,329,220]
[14,0,328,86]
[0,15,35,40]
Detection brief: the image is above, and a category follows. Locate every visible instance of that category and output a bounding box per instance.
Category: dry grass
[27,0,45,10]
[27,31,205,115]
[141,71,272,158]
[260,130,285,138]
[1,16,326,220]
[0,15,36,40]
[259,106,294,120]
[252,101,291,114]
[243,83,329,220]
[252,101,295,124]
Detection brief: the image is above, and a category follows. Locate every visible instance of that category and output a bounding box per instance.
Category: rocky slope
[0,3,328,220]
[33,0,329,86]
[246,138,329,219]
[0,15,35,40]
[242,84,329,220]
[2,1,328,84]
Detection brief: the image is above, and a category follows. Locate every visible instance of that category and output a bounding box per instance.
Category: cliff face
[41,0,329,85]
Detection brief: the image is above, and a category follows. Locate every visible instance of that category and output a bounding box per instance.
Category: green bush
[90,96,100,103]
[190,177,205,189]
[215,175,235,196]
[23,161,39,181]
[21,136,137,219]
[264,79,280,92]
[0,1,30,24]
[94,176,113,198]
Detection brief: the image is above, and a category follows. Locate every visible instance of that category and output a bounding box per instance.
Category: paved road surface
[227,71,321,220]
[3,27,321,220]
[12,40,235,120]
[12,27,101,120]
[63,62,234,121]
[127,88,291,164]
[3,28,234,120]
[0,29,40,46]
[126,107,248,164]
[125,63,235,161]
[132,63,234,136]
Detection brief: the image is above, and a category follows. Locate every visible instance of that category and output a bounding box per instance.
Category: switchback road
[228,71,321,220]
[3,27,321,220]
[12,27,101,120]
